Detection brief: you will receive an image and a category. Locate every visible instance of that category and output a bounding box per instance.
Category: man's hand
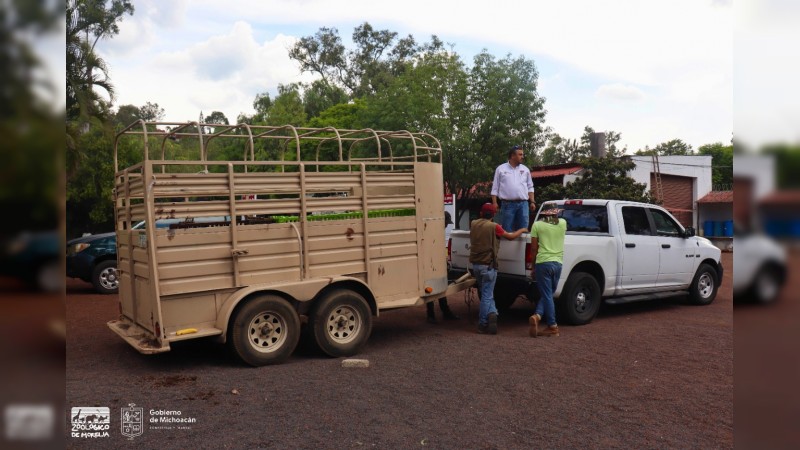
[528,201,536,210]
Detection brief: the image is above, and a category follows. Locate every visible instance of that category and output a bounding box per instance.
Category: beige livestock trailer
[107,121,473,366]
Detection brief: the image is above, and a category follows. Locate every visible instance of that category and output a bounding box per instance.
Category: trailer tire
[229,295,300,366]
[310,289,372,358]
[558,272,601,325]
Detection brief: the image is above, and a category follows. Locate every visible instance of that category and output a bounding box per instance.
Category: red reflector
[447,238,452,262]
[525,242,532,270]
[564,200,583,205]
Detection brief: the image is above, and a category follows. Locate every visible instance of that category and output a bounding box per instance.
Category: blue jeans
[535,261,562,327]
[473,263,498,326]
[497,200,529,232]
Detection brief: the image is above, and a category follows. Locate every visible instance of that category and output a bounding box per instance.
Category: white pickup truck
[449,199,724,325]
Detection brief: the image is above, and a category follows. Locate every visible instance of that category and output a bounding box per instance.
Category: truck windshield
[561,205,608,233]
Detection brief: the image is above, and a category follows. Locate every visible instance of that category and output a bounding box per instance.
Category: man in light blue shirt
[491,145,535,231]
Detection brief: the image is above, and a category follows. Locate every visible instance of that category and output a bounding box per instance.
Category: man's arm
[491,166,501,209]
[501,227,528,240]
[527,170,536,209]
[530,237,539,262]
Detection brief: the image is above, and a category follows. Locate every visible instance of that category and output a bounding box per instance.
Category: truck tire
[92,260,119,294]
[310,289,372,358]
[229,295,301,366]
[749,264,783,304]
[688,263,719,305]
[558,272,601,325]
[493,284,518,311]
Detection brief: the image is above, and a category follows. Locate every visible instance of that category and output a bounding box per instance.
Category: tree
[266,84,306,126]
[541,126,625,165]
[540,134,580,165]
[580,126,626,158]
[538,156,653,206]
[636,138,693,156]
[67,0,134,179]
[697,142,733,188]
[66,0,133,122]
[0,0,62,232]
[302,79,349,119]
[289,22,424,99]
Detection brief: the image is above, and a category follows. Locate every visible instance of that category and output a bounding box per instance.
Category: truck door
[617,205,659,291]
[648,207,697,287]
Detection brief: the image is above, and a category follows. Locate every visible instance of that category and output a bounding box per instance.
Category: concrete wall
[732,154,775,201]
[628,155,713,200]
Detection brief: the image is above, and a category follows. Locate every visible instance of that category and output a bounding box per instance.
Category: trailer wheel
[310,289,372,358]
[229,295,300,366]
[558,272,601,325]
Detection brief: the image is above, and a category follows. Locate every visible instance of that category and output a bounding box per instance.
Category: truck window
[621,206,653,236]
[648,208,682,237]
[561,205,608,233]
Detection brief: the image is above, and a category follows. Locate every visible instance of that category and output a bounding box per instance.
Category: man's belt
[500,199,527,202]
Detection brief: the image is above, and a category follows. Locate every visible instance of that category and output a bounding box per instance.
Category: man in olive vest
[470,203,527,334]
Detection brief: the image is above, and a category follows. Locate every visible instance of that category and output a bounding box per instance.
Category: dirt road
[66,253,733,448]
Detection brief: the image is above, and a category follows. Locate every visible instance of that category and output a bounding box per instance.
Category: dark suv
[66,231,118,294]
[67,217,231,294]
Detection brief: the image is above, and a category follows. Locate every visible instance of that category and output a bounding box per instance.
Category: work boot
[488,312,498,335]
[426,302,438,324]
[441,306,460,320]
[477,324,489,334]
[539,325,560,337]
[529,314,541,338]
[438,298,459,320]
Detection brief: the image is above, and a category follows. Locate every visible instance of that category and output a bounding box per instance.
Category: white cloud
[595,83,645,101]
[102,0,733,150]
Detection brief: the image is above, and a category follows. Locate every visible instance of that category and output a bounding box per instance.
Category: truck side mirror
[683,227,695,238]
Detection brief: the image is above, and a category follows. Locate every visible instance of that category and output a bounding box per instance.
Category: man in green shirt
[528,206,566,337]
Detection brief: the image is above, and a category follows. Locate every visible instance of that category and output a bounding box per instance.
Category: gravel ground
[65,252,734,449]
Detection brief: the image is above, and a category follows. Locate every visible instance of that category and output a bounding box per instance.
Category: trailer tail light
[525,242,532,271]
[564,200,583,205]
[447,238,452,262]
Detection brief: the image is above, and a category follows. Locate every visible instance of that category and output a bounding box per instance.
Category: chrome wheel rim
[326,305,361,344]
[697,273,714,299]
[247,311,287,353]
[99,266,118,290]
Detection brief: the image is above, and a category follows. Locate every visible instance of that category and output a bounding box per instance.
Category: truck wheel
[493,284,518,311]
[229,295,300,366]
[92,260,119,294]
[558,272,601,325]
[688,263,718,305]
[750,265,783,304]
[310,289,372,358]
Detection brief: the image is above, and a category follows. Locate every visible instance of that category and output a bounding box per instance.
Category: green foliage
[266,84,306,127]
[697,142,733,188]
[635,138,694,156]
[541,126,625,165]
[761,144,800,189]
[307,99,367,129]
[303,79,349,119]
[538,157,653,206]
[289,23,425,98]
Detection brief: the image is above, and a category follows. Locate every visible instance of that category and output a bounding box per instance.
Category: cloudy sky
[94,0,735,153]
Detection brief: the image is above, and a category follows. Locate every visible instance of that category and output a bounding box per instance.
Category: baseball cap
[538,206,563,216]
[480,203,496,216]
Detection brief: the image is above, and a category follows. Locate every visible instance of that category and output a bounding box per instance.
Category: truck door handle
[625,243,635,248]
[661,244,671,249]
